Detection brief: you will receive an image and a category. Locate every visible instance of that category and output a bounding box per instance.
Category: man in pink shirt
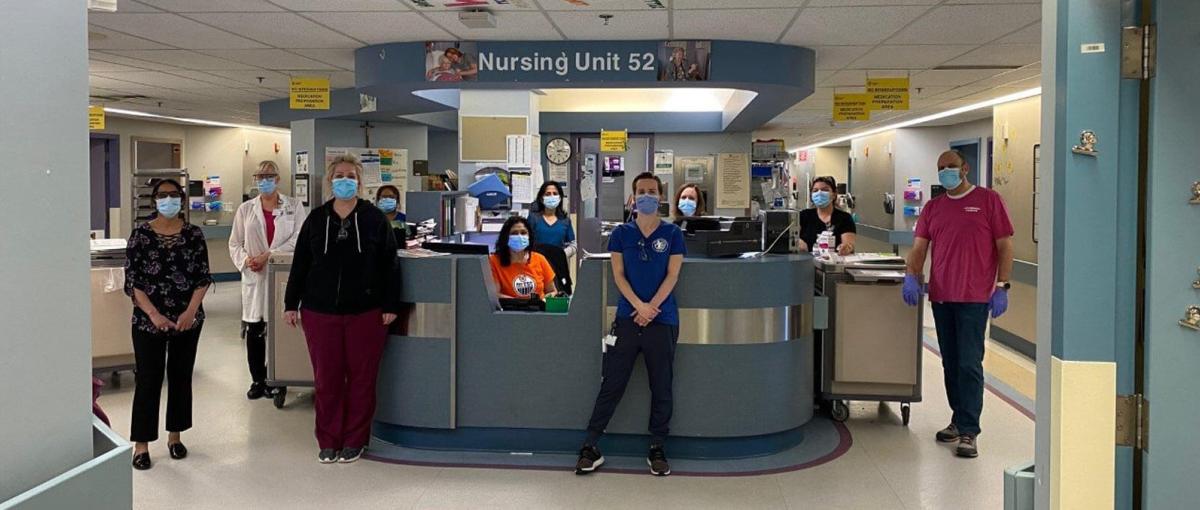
[903,149,1014,459]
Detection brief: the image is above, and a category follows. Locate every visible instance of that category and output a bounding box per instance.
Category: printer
[678,216,763,258]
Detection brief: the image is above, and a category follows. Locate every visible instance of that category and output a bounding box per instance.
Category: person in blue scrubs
[528,181,576,258]
[575,172,685,477]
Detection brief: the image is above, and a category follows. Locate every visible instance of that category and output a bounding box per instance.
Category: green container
[545,296,570,313]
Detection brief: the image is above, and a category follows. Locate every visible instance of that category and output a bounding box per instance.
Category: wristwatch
[996,281,1011,290]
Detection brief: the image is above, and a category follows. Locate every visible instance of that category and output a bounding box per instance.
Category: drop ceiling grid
[672,8,800,43]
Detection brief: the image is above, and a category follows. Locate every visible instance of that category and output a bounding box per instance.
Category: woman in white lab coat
[229,161,308,400]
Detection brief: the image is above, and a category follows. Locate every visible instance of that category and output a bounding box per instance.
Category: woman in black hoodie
[284,154,400,464]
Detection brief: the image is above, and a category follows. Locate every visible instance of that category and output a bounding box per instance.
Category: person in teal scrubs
[528,181,576,258]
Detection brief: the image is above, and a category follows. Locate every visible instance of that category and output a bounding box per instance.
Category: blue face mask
[156,197,182,218]
[507,233,530,252]
[811,190,832,208]
[938,168,963,190]
[377,197,397,213]
[257,178,277,195]
[331,177,358,200]
[542,194,561,209]
[678,198,697,216]
[635,194,660,215]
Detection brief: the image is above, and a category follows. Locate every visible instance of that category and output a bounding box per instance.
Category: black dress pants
[130,326,201,443]
[243,320,267,383]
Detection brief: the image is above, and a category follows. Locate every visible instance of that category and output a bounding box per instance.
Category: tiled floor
[97,285,1035,510]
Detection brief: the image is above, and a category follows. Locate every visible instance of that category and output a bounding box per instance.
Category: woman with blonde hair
[283,155,400,464]
[229,160,307,400]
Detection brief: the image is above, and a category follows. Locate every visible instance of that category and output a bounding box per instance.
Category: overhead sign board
[423,40,710,83]
[833,93,872,122]
[289,77,330,110]
[88,105,105,130]
[867,77,910,111]
[600,130,628,152]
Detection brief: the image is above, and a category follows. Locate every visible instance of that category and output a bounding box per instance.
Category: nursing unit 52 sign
[424,41,710,83]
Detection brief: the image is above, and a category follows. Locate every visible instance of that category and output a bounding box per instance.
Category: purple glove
[902,274,924,306]
[989,288,1009,318]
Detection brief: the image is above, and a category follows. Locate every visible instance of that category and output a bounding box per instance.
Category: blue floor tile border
[364,418,852,477]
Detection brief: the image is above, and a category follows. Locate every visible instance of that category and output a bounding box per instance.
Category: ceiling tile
[848,44,975,70]
[91,70,231,89]
[813,46,873,70]
[185,13,364,48]
[546,11,667,40]
[673,0,805,8]
[887,4,1041,45]
[89,60,152,73]
[203,70,294,88]
[99,50,257,70]
[290,49,358,70]
[807,0,937,5]
[88,13,269,49]
[946,0,1039,4]
[673,9,799,43]
[782,6,929,47]
[423,11,562,40]
[270,0,411,10]
[87,26,171,50]
[305,12,454,43]
[943,43,1040,67]
[996,22,1040,44]
[536,0,659,10]
[910,69,1002,87]
[821,70,867,87]
[134,0,284,12]
[408,0,539,10]
[198,49,338,70]
[103,1,162,12]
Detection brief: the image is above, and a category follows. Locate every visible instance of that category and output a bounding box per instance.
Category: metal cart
[265,253,313,408]
[815,255,923,425]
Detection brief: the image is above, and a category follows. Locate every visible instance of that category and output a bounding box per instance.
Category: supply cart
[815,254,922,425]
[266,253,313,408]
[91,239,136,384]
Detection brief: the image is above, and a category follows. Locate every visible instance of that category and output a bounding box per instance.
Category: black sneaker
[956,434,979,458]
[936,423,960,443]
[647,445,671,476]
[318,448,339,464]
[247,382,267,400]
[338,447,364,463]
[574,445,605,475]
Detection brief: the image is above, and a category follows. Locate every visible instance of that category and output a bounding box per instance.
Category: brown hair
[673,183,705,217]
[630,172,663,194]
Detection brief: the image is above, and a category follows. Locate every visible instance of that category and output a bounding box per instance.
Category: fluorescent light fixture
[101,107,290,134]
[792,87,1041,153]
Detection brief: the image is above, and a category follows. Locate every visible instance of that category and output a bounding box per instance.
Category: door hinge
[1115,394,1149,450]
[1121,25,1157,79]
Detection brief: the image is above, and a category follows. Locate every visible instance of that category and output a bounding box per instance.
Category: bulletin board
[460,116,528,162]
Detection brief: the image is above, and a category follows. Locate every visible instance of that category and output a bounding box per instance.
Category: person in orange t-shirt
[489,216,557,299]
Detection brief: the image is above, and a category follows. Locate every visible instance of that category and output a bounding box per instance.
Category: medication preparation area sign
[833,93,871,122]
[88,105,105,130]
[289,77,330,110]
[867,77,910,111]
[600,130,628,153]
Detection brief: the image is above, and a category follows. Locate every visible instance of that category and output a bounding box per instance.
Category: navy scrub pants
[931,302,989,436]
[584,318,679,446]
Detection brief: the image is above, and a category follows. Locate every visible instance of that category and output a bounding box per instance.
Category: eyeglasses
[636,239,650,261]
[337,218,350,242]
[154,191,182,199]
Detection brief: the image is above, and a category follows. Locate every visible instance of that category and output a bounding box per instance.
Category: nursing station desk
[268,252,817,458]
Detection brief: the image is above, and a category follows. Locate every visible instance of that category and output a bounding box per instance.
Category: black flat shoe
[168,442,188,460]
[132,452,151,470]
[247,382,267,400]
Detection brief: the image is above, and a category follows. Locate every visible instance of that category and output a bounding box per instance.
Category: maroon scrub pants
[300,307,388,450]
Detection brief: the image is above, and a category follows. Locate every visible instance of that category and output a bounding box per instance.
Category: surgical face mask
[542,194,561,209]
[156,197,182,218]
[677,198,697,216]
[377,197,397,213]
[811,190,832,208]
[331,177,358,200]
[257,178,277,195]
[635,194,660,215]
[938,168,963,190]
[507,233,530,252]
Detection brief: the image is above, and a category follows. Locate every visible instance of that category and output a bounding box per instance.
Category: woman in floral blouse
[123,178,212,471]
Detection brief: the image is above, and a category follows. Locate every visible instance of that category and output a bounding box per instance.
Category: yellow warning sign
[289,77,330,110]
[89,105,105,130]
[832,93,872,122]
[600,130,628,152]
[867,77,910,111]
